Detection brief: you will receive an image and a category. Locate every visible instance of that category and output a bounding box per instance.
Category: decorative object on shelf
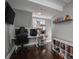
[55,17,61,22]
[40,30,46,34]
[53,15,72,24]
[67,53,73,59]
[53,40,60,46]
[60,52,65,58]
[54,45,60,53]
[65,15,71,21]
[55,40,60,46]
[60,43,65,50]
[67,45,73,55]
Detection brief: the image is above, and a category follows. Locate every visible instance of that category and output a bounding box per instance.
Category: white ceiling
[49,0,72,4]
[61,0,72,3]
[8,0,72,18]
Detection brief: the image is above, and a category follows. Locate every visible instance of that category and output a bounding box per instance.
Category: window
[32,17,46,30]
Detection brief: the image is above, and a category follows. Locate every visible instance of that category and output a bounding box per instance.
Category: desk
[28,36,38,47]
[13,36,40,53]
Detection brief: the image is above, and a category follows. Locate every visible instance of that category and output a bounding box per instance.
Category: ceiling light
[38,12,41,15]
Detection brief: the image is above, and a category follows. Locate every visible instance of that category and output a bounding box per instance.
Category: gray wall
[5,7,32,58]
[5,24,15,57]
[5,0,15,57]
[52,2,73,43]
[14,9,32,28]
[5,24,10,57]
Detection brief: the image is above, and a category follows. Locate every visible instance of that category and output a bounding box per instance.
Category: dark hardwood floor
[10,45,55,59]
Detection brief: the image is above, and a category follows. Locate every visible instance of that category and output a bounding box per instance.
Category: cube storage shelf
[51,38,73,59]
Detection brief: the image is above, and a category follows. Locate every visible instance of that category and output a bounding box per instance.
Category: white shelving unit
[51,38,73,59]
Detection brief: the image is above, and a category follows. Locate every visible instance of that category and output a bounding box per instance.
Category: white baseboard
[6,46,15,59]
[24,42,38,46]
[17,42,38,48]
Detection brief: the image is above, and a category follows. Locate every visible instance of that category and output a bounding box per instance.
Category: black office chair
[15,27,29,52]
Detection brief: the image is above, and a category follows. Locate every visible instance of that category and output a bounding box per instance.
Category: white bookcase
[51,38,73,59]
